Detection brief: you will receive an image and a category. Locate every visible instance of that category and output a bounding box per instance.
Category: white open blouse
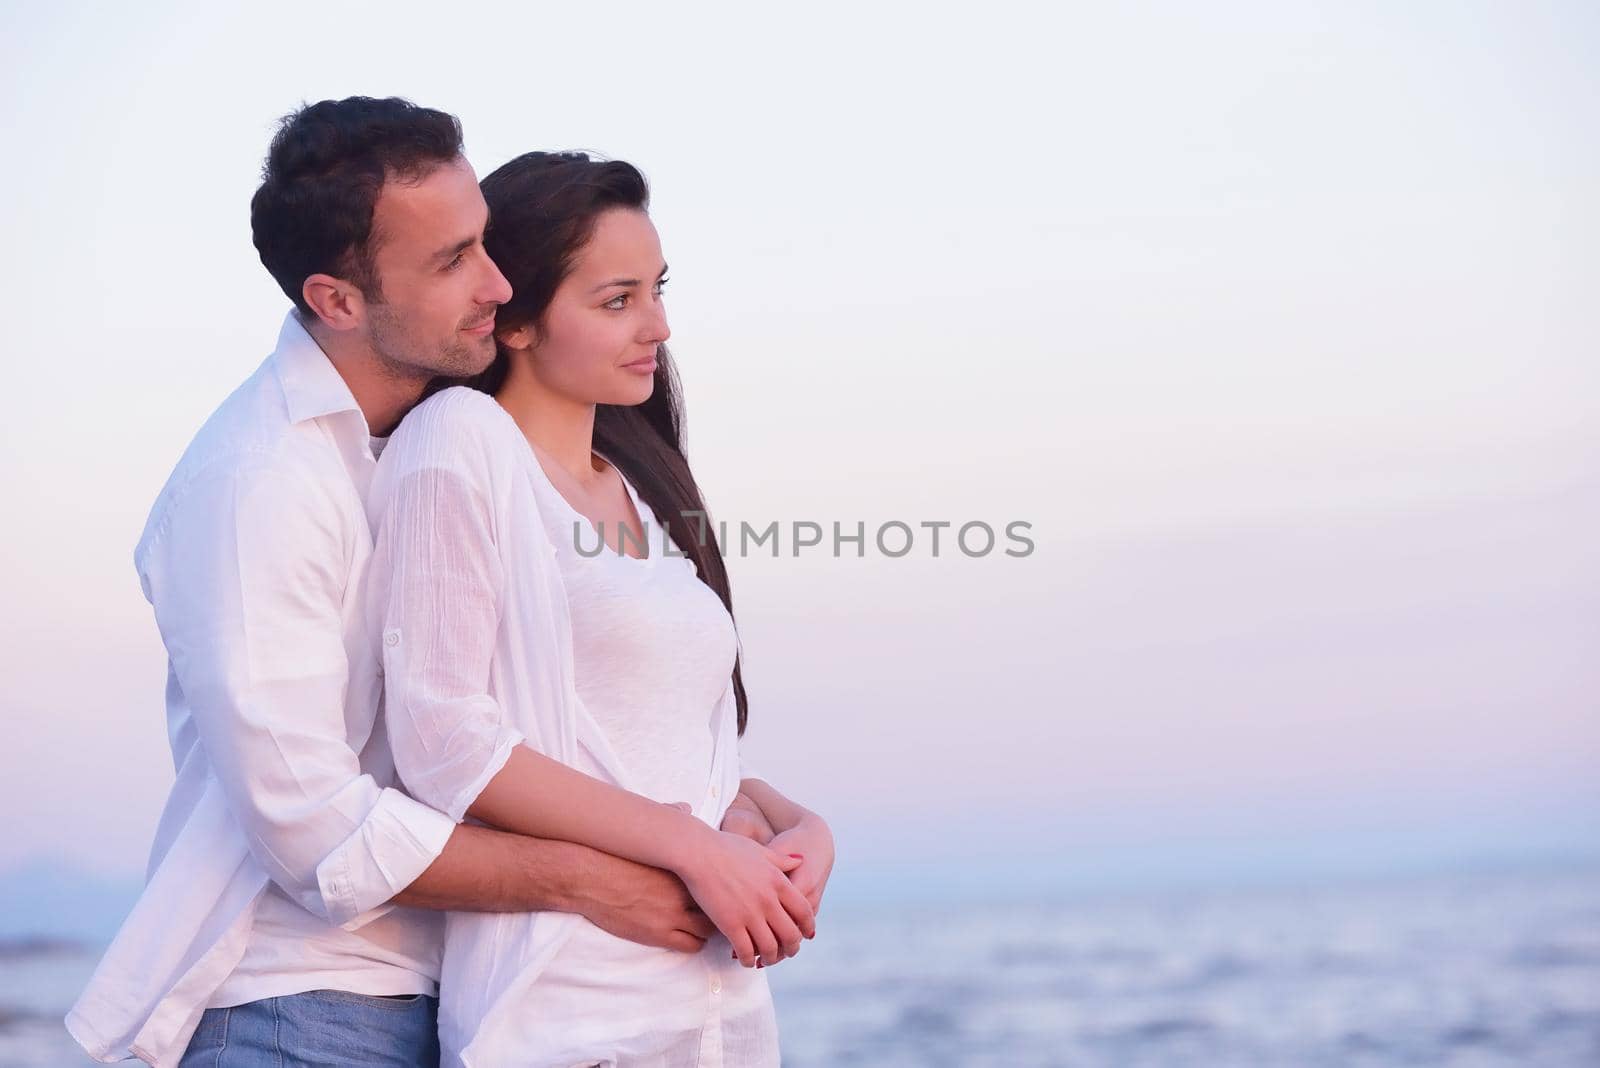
[364,385,775,1068]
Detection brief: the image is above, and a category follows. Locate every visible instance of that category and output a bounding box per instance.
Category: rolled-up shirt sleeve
[366,404,526,825]
[140,452,456,930]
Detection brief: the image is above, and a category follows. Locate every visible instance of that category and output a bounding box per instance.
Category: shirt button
[710,786,719,800]
[710,976,721,995]
[384,631,400,647]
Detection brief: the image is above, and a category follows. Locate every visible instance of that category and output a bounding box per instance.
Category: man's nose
[479,254,513,306]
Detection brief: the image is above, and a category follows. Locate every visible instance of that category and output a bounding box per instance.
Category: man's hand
[719,789,777,844]
[569,848,716,953]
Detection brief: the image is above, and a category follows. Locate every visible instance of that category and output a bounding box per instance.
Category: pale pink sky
[1,3,1595,887]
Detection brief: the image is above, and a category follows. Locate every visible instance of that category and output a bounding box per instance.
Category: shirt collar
[270,309,364,426]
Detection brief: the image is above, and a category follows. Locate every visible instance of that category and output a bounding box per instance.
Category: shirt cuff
[316,787,457,931]
[442,726,526,825]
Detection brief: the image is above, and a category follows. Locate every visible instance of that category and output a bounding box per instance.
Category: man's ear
[301,273,366,331]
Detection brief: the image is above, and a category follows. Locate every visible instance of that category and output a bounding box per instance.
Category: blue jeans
[178,989,440,1067]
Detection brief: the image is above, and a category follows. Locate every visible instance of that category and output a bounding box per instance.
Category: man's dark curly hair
[250,96,464,315]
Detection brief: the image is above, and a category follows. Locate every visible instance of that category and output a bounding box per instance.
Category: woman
[365,151,835,1067]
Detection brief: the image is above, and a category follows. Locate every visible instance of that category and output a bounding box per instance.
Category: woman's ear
[499,323,538,352]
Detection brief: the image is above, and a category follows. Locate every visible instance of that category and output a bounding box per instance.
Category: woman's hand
[768,813,835,918]
[674,827,816,968]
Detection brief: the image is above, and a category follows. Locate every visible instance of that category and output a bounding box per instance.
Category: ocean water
[7,863,1597,1067]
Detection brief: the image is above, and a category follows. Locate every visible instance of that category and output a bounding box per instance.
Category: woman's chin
[608,380,655,406]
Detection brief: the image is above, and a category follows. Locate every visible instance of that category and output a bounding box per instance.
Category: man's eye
[444,253,465,272]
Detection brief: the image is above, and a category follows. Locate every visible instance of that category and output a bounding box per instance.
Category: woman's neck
[494,365,605,489]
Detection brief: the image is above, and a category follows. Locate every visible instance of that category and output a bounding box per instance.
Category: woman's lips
[623,355,658,373]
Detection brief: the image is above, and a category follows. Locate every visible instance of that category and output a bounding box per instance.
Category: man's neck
[303,316,429,437]
[495,363,604,489]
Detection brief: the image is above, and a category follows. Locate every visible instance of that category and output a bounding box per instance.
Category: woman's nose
[645,299,670,343]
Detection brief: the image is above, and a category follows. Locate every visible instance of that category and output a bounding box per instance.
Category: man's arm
[390,823,715,953]
[390,788,772,951]
[143,455,457,930]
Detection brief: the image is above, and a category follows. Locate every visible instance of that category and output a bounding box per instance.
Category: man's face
[360,156,511,379]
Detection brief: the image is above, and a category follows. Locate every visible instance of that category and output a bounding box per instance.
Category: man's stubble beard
[366,301,496,383]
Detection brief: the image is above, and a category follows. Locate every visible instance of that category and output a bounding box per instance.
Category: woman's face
[518,206,670,405]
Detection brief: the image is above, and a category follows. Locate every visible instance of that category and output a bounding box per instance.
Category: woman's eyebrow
[588,263,670,294]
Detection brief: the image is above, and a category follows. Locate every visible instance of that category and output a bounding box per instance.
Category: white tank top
[537,454,738,806]
[520,452,780,1065]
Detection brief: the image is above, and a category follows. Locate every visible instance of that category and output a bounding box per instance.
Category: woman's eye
[605,293,628,309]
[654,277,670,295]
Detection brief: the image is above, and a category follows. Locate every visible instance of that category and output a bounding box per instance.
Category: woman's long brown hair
[433,151,751,735]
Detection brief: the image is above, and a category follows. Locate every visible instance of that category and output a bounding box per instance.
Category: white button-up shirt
[365,386,771,1067]
[65,312,458,1067]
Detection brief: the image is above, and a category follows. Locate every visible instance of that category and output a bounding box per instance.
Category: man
[66,96,776,1068]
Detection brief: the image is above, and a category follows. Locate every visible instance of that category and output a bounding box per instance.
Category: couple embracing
[66,95,834,1068]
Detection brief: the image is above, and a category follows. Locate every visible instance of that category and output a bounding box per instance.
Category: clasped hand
[671,796,836,969]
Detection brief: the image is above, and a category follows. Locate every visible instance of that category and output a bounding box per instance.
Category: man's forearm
[390,823,596,913]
